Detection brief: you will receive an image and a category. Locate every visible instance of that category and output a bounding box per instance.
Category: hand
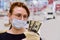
[24,31,40,40]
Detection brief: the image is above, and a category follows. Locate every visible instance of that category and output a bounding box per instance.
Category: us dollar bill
[28,20,42,33]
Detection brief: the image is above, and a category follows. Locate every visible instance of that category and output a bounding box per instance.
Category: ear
[8,13,12,20]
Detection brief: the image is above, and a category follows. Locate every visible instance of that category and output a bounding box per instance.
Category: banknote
[28,20,42,33]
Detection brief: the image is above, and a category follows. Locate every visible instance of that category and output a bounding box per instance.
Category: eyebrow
[14,13,28,16]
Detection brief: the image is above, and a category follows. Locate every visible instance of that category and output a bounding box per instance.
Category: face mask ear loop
[9,25,12,30]
[9,20,12,30]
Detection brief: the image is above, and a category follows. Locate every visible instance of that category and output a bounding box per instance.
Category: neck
[7,27,25,34]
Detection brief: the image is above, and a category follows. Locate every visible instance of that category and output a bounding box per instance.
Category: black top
[0,32,26,40]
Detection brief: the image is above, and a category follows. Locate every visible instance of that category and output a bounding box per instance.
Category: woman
[0,2,40,40]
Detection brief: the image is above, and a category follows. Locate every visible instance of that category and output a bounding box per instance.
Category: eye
[15,14,21,17]
[23,15,28,18]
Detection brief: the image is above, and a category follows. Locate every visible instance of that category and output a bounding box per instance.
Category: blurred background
[0,0,60,40]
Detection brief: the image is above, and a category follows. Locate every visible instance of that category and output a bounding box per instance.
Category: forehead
[12,7,27,15]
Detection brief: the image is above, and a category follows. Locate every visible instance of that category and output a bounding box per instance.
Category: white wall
[39,15,60,40]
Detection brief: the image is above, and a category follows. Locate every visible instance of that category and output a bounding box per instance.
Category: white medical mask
[11,18,27,29]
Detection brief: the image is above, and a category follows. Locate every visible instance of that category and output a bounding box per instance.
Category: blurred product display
[0,0,57,21]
